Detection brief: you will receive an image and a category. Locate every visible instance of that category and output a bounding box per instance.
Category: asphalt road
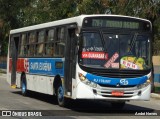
[0,74,160,119]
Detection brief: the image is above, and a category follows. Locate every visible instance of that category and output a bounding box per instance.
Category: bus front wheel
[21,75,27,96]
[56,85,67,107]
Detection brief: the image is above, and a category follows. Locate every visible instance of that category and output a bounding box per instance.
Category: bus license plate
[112,91,124,96]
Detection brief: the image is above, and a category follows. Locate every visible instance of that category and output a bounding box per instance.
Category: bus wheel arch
[53,75,62,94]
[21,72,27,96]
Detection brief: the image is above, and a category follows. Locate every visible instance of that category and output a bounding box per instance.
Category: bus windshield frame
[79,16,152,72]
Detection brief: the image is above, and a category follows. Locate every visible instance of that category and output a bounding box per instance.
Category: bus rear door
[10,35,20,87]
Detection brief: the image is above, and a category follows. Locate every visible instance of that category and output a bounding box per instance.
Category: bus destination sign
[92,19,139,29]
[83,17,151,31]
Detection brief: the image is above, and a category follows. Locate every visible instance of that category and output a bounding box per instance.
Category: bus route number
[92,19,103,27]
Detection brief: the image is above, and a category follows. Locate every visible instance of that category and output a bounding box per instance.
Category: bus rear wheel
[21,75,27,96]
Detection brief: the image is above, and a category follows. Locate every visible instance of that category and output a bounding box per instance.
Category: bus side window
[29,45,35,56]
[59,27,65,42]
[19,34,27,56]
[29,32,37,43]
[55,27,65,57]
[28,32,37,56]
[45,29,55,57]
[47,29,55,41]
[37,30,45,56]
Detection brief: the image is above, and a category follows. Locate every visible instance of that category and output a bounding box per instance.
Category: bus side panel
[16,73,21,88]
[16,58,64,95]
[25,74,58,95]
[15,58,27,88]
[16,58,26,72]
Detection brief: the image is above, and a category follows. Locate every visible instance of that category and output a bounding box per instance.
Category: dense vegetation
[0,0,160,55]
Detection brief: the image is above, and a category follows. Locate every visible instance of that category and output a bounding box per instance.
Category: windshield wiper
[128,33,138,54]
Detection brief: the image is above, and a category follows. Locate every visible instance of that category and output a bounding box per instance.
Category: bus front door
[64,27,77,97]
[10,36,19,87]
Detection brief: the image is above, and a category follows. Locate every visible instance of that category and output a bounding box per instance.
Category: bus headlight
[78,73,86,81]
[78,73,97,88]
[137,79,151,89]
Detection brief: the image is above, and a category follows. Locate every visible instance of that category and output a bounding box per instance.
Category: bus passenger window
[47,29,55,41]
[45,29,55,57]
[37,30,45,56]
[59,28,65,42]
[29,32,36,43]
[37,44,44,56]
[24,46,28,56]
[28,32,37,56]
[55,42,65,57]
[29,45,35,56]
[45,44,54,56]
[38,31,45,43]
[19,34,27,56]
[55,27,65,57]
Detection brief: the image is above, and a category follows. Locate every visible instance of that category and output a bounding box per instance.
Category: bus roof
[10,14,151,34]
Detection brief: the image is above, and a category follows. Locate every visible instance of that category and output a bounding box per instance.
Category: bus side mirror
[76,33,80,45]
[74,34,79,55]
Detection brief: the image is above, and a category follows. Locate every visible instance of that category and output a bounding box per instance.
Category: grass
[0,69,6,74]
[154,87,160,93]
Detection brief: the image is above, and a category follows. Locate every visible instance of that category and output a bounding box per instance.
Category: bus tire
[56,84,67,107]
[111,102,125,109]
[21,75,27,96]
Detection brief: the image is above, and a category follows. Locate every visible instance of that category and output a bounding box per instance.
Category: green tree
[48,0,78,20]
[0,0,31,55]
[22,0,51,26]
[22,0,78,26]
[0,0,160,55]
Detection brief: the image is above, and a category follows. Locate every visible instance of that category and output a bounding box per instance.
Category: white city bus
[7,15,153,108]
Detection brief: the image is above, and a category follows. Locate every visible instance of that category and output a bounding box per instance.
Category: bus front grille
[93,85,139,98]
[98,84,136,88]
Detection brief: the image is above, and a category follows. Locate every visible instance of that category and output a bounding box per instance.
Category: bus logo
[24,59,29,73]
[120,79,128,85]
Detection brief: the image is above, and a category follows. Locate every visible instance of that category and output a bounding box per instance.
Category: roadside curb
[151,93,160,99]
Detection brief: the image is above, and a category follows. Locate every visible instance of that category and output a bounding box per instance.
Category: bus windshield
[79,31,151,70]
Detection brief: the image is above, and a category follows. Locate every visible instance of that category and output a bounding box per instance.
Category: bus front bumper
[75,82,151,101]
